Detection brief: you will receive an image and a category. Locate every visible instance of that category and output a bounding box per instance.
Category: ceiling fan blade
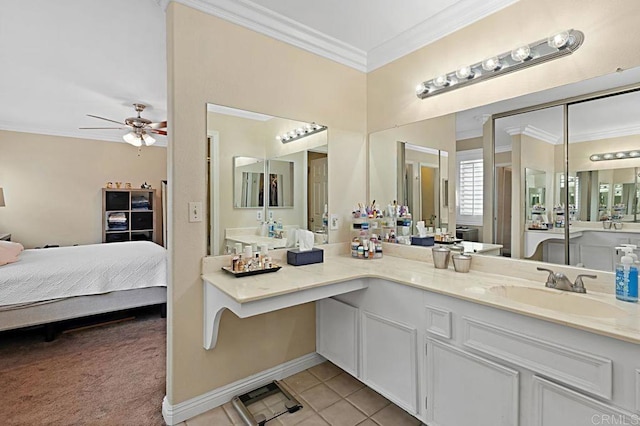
[87,114,126,125]
[148,129,167,136]
[79,127,126,130]
[148,121,167,129]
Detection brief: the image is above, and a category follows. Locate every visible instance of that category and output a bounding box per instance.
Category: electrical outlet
[189,202,202,223]
[256,210,263,221]
[330,214,339,230]
[268,210,274,220]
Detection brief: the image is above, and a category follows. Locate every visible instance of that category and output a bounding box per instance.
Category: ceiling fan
[80,103,167,147]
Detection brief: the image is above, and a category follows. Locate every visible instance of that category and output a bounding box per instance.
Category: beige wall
[166,3,366,404]
[368,0,640,133]
[0,130,166,248]
[457,137,482,152]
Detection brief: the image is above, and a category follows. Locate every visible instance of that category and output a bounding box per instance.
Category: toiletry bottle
[615,247,638,302]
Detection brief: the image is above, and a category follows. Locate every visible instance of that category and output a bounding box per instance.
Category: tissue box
[411,236,434,247]
[287,248,324,266]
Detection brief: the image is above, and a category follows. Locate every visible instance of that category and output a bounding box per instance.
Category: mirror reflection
[485,81,640,272]
[233,156,265,208]
[207,103,328,255]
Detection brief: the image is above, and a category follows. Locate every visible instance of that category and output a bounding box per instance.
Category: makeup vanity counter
[202,244,640,425]
[202,245,640,348]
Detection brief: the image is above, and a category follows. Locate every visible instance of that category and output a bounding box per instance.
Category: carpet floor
[0,312,166,426]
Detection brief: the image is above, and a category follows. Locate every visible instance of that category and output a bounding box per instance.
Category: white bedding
[0,241,167,306]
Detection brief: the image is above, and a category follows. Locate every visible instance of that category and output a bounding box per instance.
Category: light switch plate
[189,202,203,223]
[330,214,339,230]
[256,210,263,221]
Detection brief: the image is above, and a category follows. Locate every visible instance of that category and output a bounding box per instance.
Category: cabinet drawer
[425,305,452,340]
[462,317,612,400]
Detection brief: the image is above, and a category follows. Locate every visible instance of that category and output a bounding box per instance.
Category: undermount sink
[488,286,628,318]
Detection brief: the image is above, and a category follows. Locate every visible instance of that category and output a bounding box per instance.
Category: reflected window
[457,149,484,225]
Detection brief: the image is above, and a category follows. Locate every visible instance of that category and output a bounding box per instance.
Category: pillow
[0,241,24,266]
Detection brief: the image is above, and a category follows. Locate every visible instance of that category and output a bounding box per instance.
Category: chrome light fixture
[276,123,327,143]
[590,150,640,162]
[416,29,584,99]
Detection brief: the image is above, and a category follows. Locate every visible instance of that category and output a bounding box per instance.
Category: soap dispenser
[615,246,638,303]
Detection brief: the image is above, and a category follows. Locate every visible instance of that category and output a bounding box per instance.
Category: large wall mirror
[464,68,640,273]
[207,103,328,255]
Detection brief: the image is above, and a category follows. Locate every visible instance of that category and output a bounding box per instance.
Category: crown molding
[366,0,519,71]
[207,103,273,121]
[160,0,517,72]
[569,124,640,143]
[504,124,560,145]
[161,0,367,71]
[495,144,512,153]
[0,122,168,147]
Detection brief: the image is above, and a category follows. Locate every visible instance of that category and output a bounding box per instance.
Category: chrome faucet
[536,267,597,293]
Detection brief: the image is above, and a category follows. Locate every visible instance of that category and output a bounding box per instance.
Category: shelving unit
[102,188,157,244]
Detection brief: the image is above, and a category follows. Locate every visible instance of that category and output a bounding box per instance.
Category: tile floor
[181,361,422,426]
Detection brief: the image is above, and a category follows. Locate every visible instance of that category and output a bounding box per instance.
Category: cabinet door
[361,310,418,414]
[426,339,519,426]
[532,376,636,426]
[316,298,358,376]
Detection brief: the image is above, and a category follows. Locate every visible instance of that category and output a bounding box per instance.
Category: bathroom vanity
[202,244,640,426]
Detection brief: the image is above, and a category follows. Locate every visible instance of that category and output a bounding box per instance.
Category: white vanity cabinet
[425,338,519,426]
[316,278,639,426]
[317,279,422,414]
[316,297,359,377]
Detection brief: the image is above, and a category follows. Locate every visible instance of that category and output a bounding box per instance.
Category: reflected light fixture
[123,130,155,147]
[590,150,640,161]
[416,29,584,99]
[0,187,5,207]
[276,123,327,143]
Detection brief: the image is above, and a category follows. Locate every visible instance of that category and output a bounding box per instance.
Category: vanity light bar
[276,123,327,144]
[590,150,640,161]
[416,29,585,99]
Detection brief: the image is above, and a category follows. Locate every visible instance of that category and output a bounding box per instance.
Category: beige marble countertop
[202,246,640,344]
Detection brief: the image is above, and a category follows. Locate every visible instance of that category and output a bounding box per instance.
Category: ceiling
[3,0,638,148]
[1,0,519,146]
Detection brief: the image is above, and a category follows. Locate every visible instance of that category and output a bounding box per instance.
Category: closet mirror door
[493,105,565,262]
[567,89,640,271]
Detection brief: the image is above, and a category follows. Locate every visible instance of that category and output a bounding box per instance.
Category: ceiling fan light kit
[80,103,167,147]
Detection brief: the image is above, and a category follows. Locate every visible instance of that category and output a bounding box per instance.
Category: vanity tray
[221,265,281,278]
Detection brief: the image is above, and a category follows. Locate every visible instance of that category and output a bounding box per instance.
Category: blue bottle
[615,248,638,302]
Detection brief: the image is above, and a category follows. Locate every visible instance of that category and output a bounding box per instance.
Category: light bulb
[296,127,304,135]
[615,152,627,158]
[433,74,450,88]
[589,155,601,161]
[455,66,474,80]
[482,56,501,71]
[276,135,282,141]
[305,124,313,131]
[123,132,142,147]
[142,133,156,146]
[548,31,570,49]
[288,131,296,137]
[511,45,532,62]
[630,151,640,157]
[603,153,614,160]
[415,83,428,95]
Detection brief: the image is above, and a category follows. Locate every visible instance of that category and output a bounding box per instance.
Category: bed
[0,241,167,337]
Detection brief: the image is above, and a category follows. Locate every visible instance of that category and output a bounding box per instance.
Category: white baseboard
[162,352,325,425]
